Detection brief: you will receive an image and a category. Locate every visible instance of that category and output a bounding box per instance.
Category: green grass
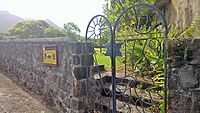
[94,48,111,70]
[94,48,124,71]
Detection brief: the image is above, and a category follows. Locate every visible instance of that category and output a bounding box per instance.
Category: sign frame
[42,44,58,66]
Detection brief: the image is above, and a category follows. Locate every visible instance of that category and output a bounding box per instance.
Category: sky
[0,0,105,36]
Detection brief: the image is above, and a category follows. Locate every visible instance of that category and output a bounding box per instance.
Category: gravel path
[0,73,52,113]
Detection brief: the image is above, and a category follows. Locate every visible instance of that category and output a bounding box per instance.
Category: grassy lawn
[94,48,111,70]
[94,48,124,71]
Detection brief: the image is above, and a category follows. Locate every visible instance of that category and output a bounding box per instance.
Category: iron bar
[115,37,164,42]
[163,22,169,113]
[85,3,168,113]
[124,40,127,77]
[111,28,117,113]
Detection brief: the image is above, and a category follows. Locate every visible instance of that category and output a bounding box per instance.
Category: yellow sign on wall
[43,45,57,66]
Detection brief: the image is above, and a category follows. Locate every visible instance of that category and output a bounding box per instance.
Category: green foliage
[101,0,164,74]
[100,1,167,112]
[104,0,155,24]
[64,22,82,42]
[9,20,64,39]
[0,35,5,40]
[168,16,200,38]
[44,26,65,37]
[0,33,12,40]
[64,22,80,34]
[0,33,6,40]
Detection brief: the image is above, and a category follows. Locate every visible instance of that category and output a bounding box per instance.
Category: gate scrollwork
[85,3,168,113]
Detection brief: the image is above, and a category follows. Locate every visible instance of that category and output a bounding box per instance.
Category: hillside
[45,19,62,29]
[0,10,62,33]
[0,11,24,33]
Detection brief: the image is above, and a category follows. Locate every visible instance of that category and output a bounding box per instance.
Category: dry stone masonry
[166,0,200,29]
[0,38,94,113]
[168,38,200,113]
[1,37,200,113]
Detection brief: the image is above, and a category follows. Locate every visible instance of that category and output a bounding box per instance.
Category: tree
[44,26,65,37]
[64,22,81,41]
[9,20,64,38]
[103,0,155,24]
[64,22,80,34]
[0,33,6,40]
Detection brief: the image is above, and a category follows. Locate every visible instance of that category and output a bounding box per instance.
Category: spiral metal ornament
[85,15,112,42]
[85,15,113,113]
[113,4,168,113]
[85,3,168,113]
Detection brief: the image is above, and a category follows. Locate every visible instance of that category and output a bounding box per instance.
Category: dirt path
[0,73,52,113]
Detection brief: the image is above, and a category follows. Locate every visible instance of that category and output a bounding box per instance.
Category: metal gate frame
[85,3,168,113]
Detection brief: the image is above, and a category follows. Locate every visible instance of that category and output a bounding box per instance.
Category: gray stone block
[73,66,90,80]
[73,55,80,65]
[70,43,83,54]
[178,65,198,89]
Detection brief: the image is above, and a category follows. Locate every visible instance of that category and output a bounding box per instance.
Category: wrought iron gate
[85,3,168,113]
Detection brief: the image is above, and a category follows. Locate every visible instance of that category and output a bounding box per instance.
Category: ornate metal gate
[85,3,168,113]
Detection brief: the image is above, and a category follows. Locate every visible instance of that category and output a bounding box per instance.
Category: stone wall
[165,0,200,29]
[168,38,200,113]
[0,38,94,113]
